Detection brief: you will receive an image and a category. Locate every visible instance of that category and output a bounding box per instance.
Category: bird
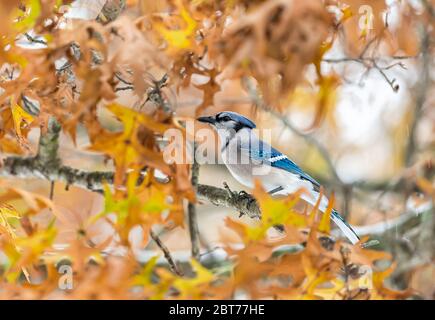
[197,111,360,244]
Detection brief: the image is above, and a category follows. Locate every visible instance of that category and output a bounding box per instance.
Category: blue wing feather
[245,141,321,191]
[242,139,360,243]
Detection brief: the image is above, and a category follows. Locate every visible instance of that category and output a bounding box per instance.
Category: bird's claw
[223,182,235,197]
[223,183,255,218]
[237,191,257,218]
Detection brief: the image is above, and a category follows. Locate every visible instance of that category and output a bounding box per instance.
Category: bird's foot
[237,191,257,217]
[237,190,250,197]
[223,182,235,197]
[223,183,256,218]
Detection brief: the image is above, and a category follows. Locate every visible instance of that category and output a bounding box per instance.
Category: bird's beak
[197,116,216,125]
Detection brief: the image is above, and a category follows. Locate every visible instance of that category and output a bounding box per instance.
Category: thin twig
[49,181,55,200]
[187,143,201,260]
[149,229,183,276]
[322,56,416,92]
[373,60,399,92]
[342,184,352,219]
[56,61,73,73]
[339,246,351,298]
[322,55,416,64]
[146,74,172,113]
[114,72,133,85]
[115,86,134,92]
[405,26,431,166]
[23,33,47,45]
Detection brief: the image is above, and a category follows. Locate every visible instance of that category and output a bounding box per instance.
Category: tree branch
[0,155,114,191]
[3,137,432,246]
[35,117,61,170]
[196,184,261,220]
[0,115,259,217]
[187,143,200,260]
[322,55,416,92]
[149,229,183,276]
[404,25,431,166]
[3,114,430,246]
[23,32,47,46]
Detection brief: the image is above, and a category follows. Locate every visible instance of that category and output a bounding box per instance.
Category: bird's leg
[236,190,258,217]
[223,182,257,218]
[238,190,250,197]
[223,182,235,197]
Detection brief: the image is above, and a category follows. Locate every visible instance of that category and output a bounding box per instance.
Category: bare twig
[405,26,431,166]
[374,60,400,92]
[49,181,55,200]
[146,74,172,113]
[149,229,183,276]
[339,246,351,297]
[342,184,352,219]
[114,72,133,85]
[322,56,416,64]
[322,56,414,92]
[115,86,134,92]
[187,143,201,260]
[56,61,73,73]
[23,33,47,46]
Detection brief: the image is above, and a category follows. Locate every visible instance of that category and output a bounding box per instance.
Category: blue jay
[197,111,360,244]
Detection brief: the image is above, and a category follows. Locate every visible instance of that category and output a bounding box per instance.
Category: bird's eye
[222,116,231,121]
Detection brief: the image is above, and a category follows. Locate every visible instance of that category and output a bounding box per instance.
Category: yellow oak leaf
[246,182,307,241]
[10,101,34,143]
[318,193,333,234]
[89,103,171,187]
[172,259,214,299]
[0,204,20,240]
[4,223,57,282]
[12,0,42,32]
[154,0,197,53]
